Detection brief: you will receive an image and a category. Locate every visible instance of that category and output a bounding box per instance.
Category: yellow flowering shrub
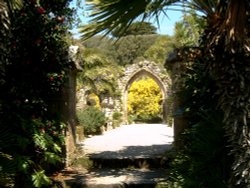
[128,77,162,121]
[87,93,101,109]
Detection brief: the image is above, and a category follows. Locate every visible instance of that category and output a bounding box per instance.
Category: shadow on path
[89,144,172,158]
[55,124,173,187]
[62,167,170,188]
[87,144,173,169]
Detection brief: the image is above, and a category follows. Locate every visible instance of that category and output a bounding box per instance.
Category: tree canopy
[111,21,157,38]
[114,34,158,65]
[144,35,175,64]
[173,11,205,47]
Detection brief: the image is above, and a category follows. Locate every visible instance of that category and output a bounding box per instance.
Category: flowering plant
[1,0,74,187]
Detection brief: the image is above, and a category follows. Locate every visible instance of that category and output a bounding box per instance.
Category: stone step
[53,168,170,188]
[89,155,170,169]
[54,125,174,187]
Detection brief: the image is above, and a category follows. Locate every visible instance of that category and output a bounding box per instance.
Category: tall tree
[174,11,205,47]
[0,0,23,87]
[80,0,250,187]
[144,35,175,64]
[77,47,121,97]
[114,34,158,65]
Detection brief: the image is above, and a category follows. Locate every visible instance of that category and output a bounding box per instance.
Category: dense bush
[170,110,231,188]
[0,0,73,187]
[169,57,232,187]
[86,93,101,108]
[112,111,123,120]
[128,77,163,123]
[112,111,123,128]
[77,107,106,135]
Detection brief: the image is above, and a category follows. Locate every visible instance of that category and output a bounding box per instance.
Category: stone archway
[118,60,171,124]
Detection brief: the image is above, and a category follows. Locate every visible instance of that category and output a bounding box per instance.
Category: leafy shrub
[168,56,232,187]
[142,115,162,123]
[1,1,73,187]
[112,111,123,120]
[77,107,106,135]
[169,110,231,188]
[128,114,137,124]
[128,77,163,123]
[112,111,123,127]
[86,93,101,108]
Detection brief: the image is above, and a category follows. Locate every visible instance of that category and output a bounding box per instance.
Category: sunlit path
[58,124,174,187]
[81,124,174,159]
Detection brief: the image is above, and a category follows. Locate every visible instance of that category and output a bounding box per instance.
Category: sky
[69,0,183,38]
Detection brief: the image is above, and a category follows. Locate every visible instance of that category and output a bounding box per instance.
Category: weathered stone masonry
[117,60,172,124]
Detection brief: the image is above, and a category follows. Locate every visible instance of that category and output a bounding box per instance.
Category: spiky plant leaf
[80,0,179,39]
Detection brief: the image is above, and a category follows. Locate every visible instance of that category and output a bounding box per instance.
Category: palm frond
[0,0,22,32]
[80,0,178,40]
[0,127,17,187]
[0,1,10,31]
[187,0,217,17]
[6,0,23,11]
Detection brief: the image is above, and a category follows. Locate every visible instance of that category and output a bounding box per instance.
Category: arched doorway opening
[123,68,168,124]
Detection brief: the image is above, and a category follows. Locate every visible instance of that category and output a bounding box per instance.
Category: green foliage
[170,111,231,188]
[168,54,232,187]
[112,111,123,121]
[82,36,117,62]
[80,0,177,39]
[145,35,175,64]
[77,47,122,96]
[82,33,158,66]
[71,156,93,170]
[128,77,162,122]
[1,0,73,187]
[32,170,51,188]
[128,114,137,124]
[174,11,205,47]
[77,107,106,135]
[0,128,16,187]
[114,34,158,66]
[111,21,157,38]
[205,37,250,187]
[112,111,123,128]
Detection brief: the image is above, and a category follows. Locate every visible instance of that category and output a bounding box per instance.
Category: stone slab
[57,168,170,188]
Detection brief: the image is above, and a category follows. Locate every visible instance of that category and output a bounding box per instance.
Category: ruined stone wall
[64,46,83,166]
[117,60,172,124]
[76,60,172,128]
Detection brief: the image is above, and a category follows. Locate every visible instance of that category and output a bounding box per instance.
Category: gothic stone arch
[118,60,171,124]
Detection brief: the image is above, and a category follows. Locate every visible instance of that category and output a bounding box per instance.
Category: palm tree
[0,0,22,70]
[0,1,22,186]
[80,0,250,187]
[0,0,22,32]
[77,47,121,98]
[81,0,247,48]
